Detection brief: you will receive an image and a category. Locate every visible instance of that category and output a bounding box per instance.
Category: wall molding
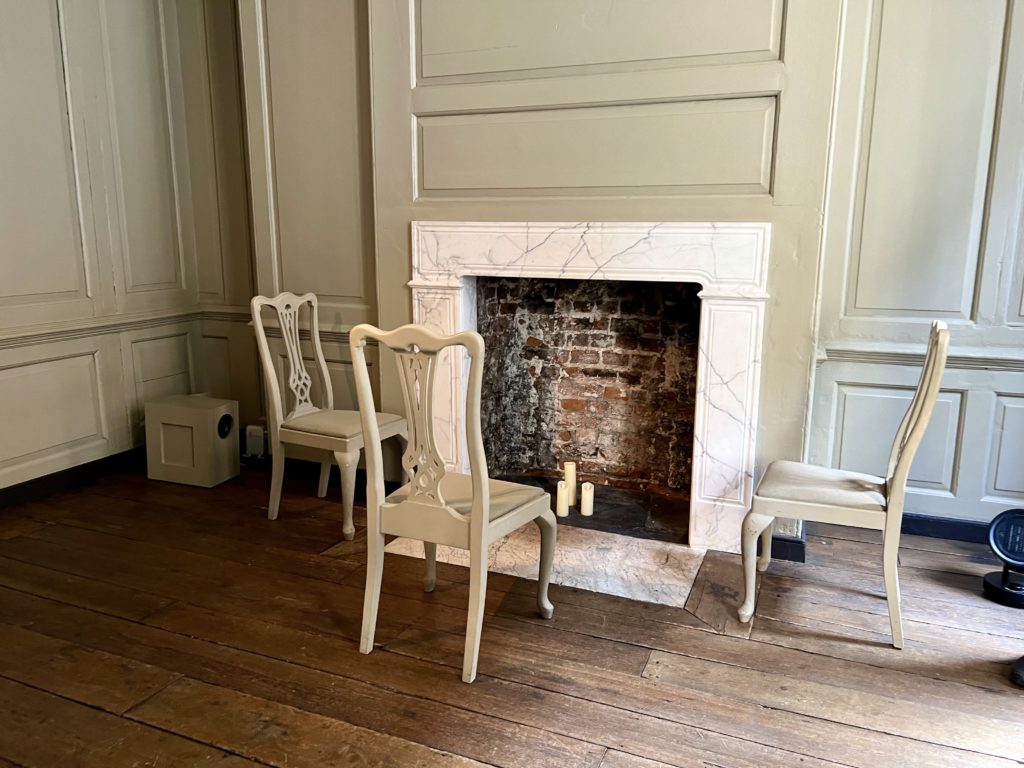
[901,512,990,545]
[823,344,1024,372]
[0,308,252,351]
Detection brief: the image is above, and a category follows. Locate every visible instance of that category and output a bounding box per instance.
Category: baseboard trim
[902,512,989,545]
[770,536,805,563]
[0,448,146,507]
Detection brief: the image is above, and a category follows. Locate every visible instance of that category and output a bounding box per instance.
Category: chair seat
[386,473,547,521]
[283,409,403,439]
[755,460,886,511]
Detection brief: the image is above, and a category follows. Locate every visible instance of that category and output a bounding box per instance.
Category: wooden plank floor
[0,468,1020,768]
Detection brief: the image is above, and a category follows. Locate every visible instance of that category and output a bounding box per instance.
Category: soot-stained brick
[477,277,700,492]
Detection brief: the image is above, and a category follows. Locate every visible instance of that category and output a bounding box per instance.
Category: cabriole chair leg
[534,510,556,619]
[738,509,774,623]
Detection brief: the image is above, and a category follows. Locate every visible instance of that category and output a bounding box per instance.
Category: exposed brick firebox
[477,277,701,495]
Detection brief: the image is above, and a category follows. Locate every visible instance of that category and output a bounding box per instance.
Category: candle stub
[555,480,569,517]
[563,461,577,506]
[580,482,595,516]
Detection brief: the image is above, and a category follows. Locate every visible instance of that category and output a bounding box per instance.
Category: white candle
[564,461,577,506]
[580,482,594,516]
[555,480,569,517]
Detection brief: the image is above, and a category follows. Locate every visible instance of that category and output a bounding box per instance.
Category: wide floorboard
[0,468,1019,768]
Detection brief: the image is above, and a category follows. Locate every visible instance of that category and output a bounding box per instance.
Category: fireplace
[410,222,770,553]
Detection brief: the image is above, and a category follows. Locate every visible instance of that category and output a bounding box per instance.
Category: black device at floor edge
[1012,657,1024,688]
[982,509,1024,609]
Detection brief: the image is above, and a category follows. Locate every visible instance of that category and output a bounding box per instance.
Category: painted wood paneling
[200,336,232,401]
[126,326,197,439]
[0,0,253,488]
[418,98,775,196]
[200,0,252,307]
[0,354,105,465]
[199,319,261,426]
[990,395,1024,498]
[133,334,191,384]
[258,0,374,326]
[0,2,90,314]
[0,335,130,486]
[357,0,843,509]
[833,385,961,491]
[849,0,1005,316]
[418,0,783,79]
[812,0,1024,523]
[103,0,184,292]
[176,1,223,302]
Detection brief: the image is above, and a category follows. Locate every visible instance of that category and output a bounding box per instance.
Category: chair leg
[758,517,775,573]
[268,440,284,521]
[534,510,556,619]
[882,528,905,649]
[317,455,331,498]
[334,449,360,541]
[738,509,774,623]
[359,531,385,654]
[463,546,488,683]
[424,542,437,592]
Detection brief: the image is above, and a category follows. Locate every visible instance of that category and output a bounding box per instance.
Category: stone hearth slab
[385,524,705,609]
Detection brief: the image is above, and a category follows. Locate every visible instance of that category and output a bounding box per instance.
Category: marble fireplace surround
[410,221,770,553]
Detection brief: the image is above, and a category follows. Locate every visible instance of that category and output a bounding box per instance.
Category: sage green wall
[368,0,842,527]
[0,0,256,487]
[809,0,1024,523]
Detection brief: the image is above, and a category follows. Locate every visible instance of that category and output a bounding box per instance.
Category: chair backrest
[349,323,489,530]
[884,320,950,513]
[251,292,333,433]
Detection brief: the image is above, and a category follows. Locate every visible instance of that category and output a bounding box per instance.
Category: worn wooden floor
[0,468,1020,768]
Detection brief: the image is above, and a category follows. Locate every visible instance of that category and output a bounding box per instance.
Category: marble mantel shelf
[409,221,771,553]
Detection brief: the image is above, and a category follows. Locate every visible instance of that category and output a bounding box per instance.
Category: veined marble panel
[385,525,704,609]
[409,221,770,553]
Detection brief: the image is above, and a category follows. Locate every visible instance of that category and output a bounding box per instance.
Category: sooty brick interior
[477,277,700,494]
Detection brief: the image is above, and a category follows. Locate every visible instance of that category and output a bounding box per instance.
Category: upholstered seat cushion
[386,472,548,521]
[283,409,403,438]
[755,460,886,511]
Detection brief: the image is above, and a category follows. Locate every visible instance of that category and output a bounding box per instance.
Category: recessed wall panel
[851,0,1005,314]
[133,334,191,383]
[0,354,104,463]
[418,0,783,79]
[834,384,961,490]
[201,335,232,399]
[104,0,182,290]
[419,98,775,196]
[131,333,192,433]
[265,0,370,305]
[0,2,87,302]
[991,396,1024,497]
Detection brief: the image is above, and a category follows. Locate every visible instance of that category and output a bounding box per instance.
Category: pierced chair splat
[250,292,406,539]
[738,320,950,649]
[350,323,557,683]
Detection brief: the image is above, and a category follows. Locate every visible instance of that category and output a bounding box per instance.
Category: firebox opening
[477,277,700,544]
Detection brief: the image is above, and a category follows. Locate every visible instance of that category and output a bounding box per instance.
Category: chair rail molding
[409,220,771,553]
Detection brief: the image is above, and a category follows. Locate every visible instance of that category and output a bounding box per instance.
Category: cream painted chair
[738,320,950,648]
[350,323,557,683]
[251,293,406,539]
